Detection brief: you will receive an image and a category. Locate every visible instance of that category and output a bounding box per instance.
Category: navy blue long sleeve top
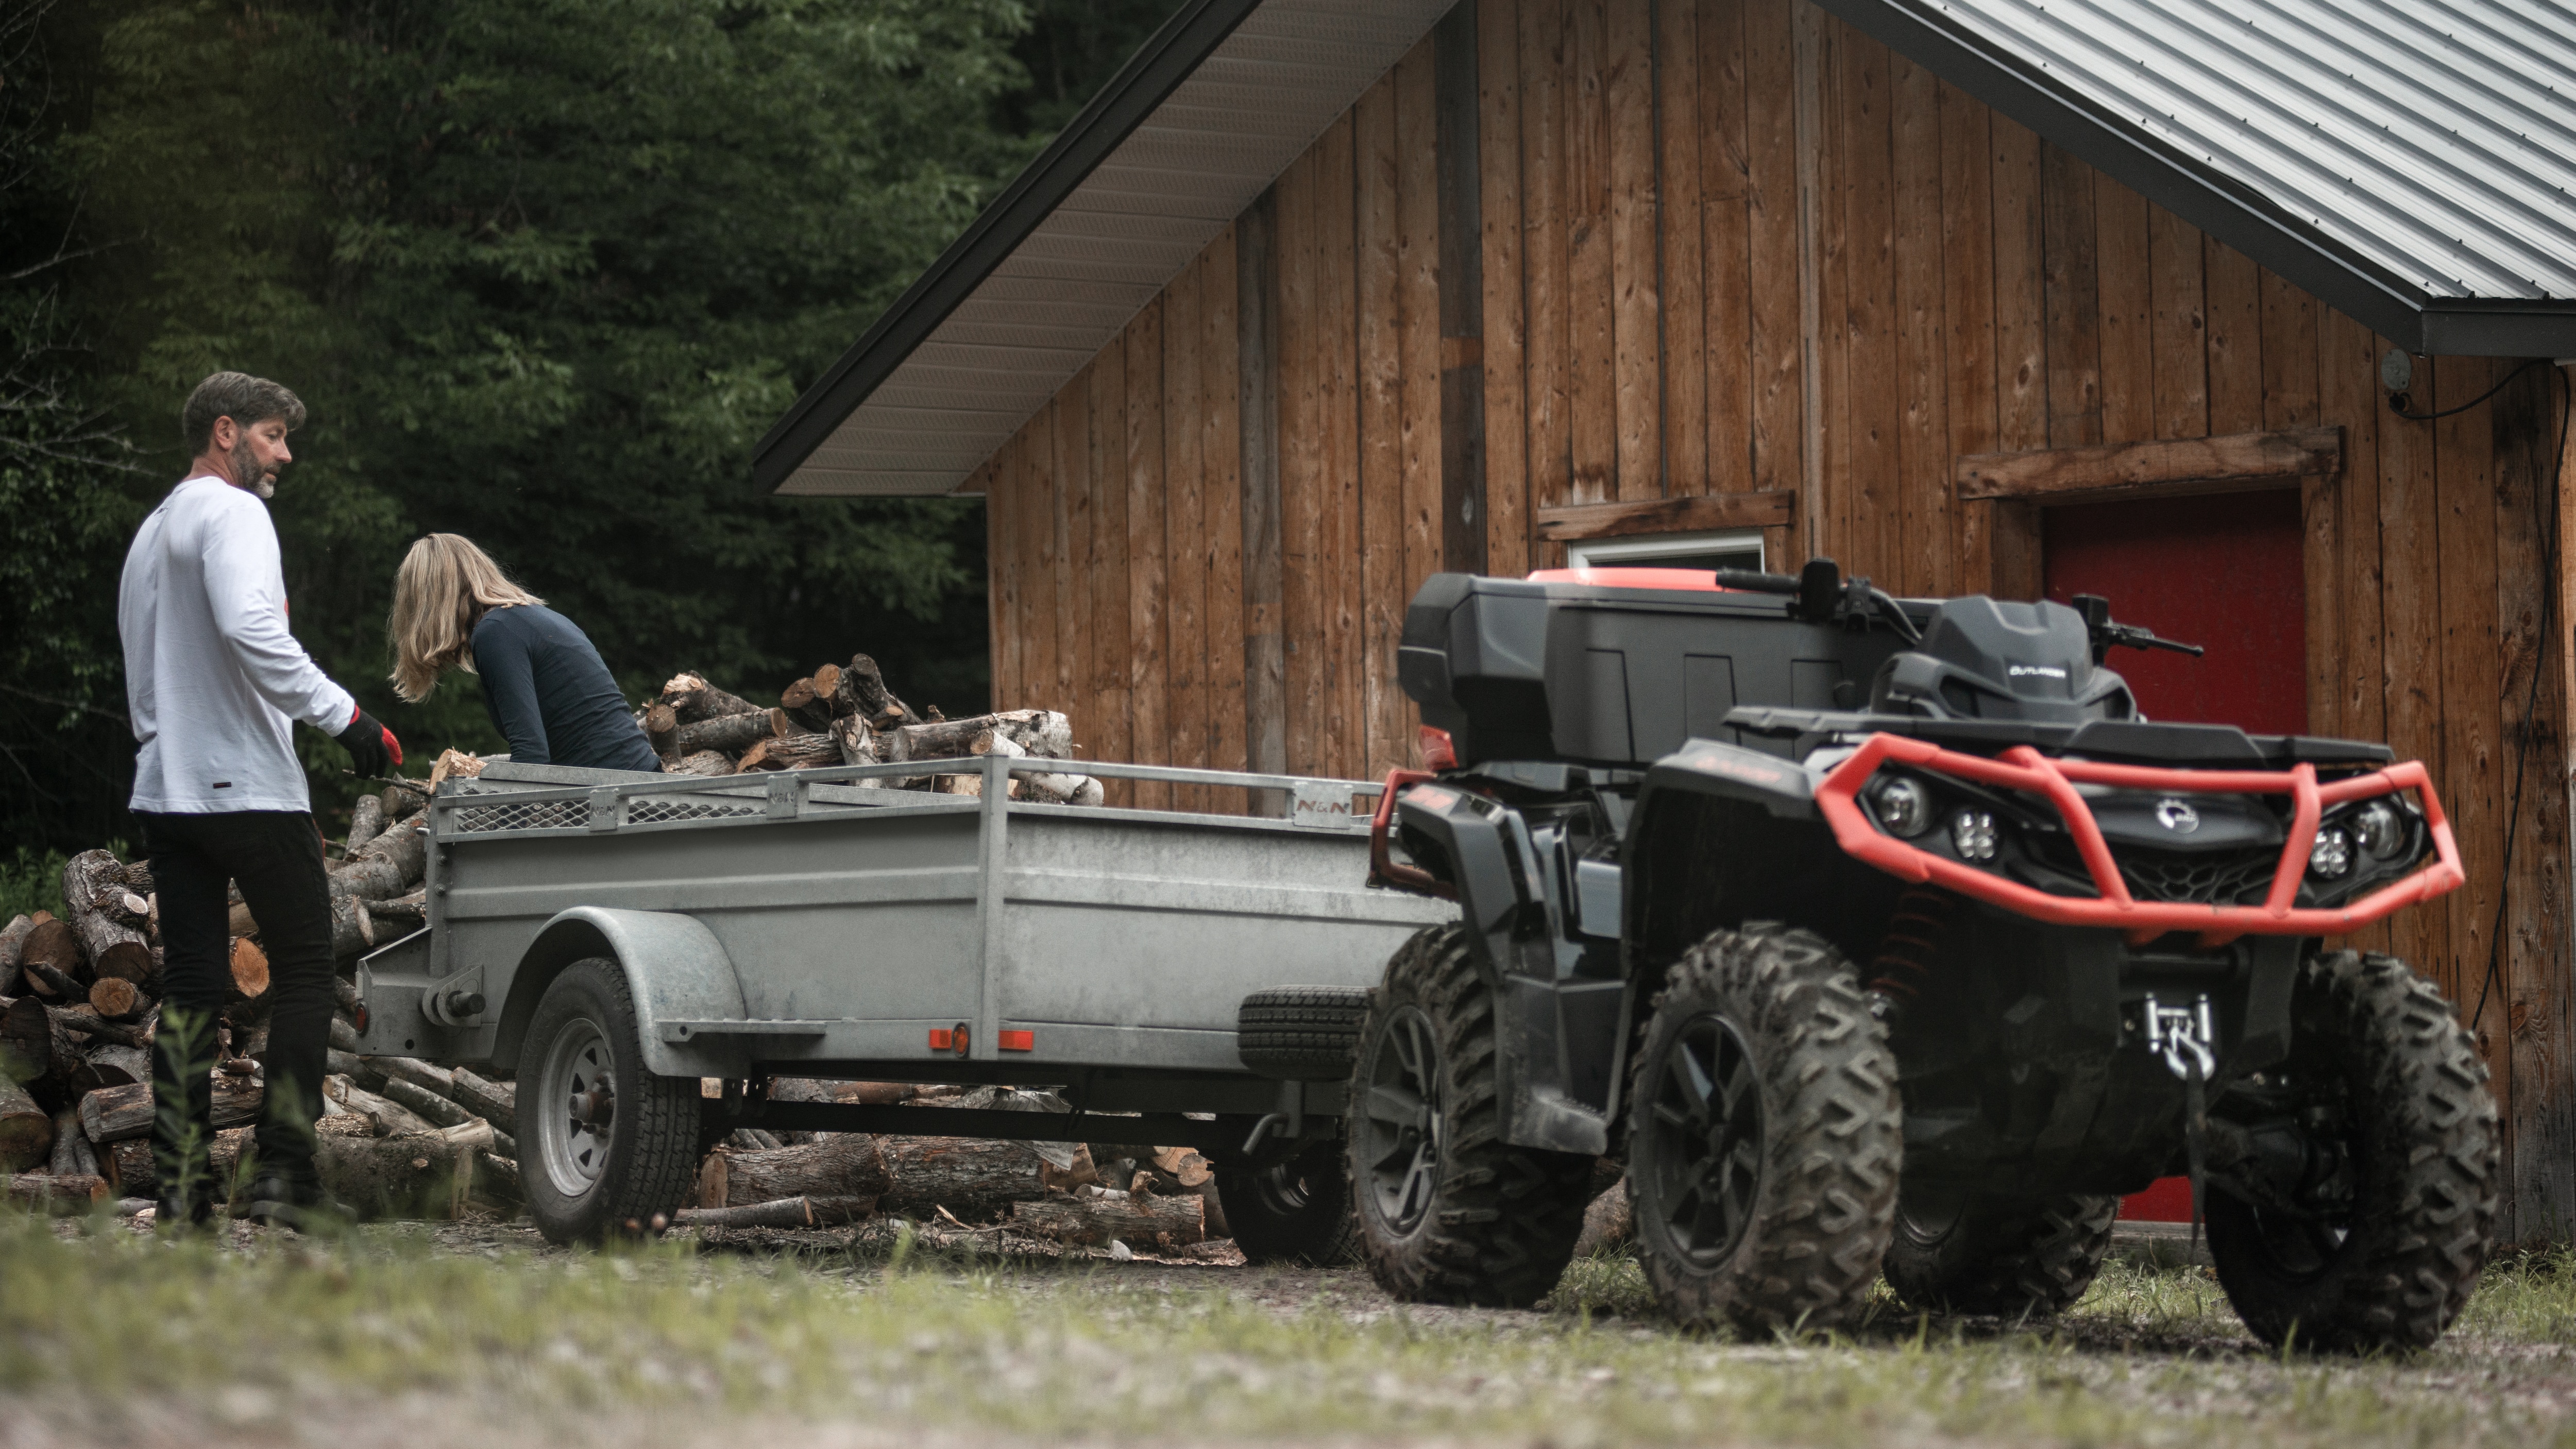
[469,604,662,773]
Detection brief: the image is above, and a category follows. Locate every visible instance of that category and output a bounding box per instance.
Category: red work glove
[336,703,404,776]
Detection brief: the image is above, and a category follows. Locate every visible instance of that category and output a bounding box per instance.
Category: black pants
[138,809,337,1198]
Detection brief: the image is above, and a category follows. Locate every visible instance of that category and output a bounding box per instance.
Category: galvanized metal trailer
[355,752,1452,1245]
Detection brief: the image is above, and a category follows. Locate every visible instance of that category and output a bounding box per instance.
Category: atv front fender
[1393,781,1533,976]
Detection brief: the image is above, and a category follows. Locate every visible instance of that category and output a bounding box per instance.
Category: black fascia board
[1812,0,2576,361]
[750,0,1268,496]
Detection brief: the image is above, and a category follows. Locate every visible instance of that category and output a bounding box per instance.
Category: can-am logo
[2008,664,2067,679]
[2156,798,2200,834]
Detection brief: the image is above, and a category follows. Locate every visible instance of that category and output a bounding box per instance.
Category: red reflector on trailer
[927,1028,952,1051]
[997,1029,1035,1052]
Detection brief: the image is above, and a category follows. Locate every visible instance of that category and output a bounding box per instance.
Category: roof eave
[750,0,1267,498]
[1812,0,2576,361]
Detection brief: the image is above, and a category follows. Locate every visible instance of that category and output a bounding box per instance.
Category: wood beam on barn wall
[1437,3,1488,576]
[1237,188,1286,781]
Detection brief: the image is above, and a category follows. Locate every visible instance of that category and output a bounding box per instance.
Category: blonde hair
[387,534,545,702]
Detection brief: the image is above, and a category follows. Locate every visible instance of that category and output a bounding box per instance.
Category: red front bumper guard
[1815,733,2463,947]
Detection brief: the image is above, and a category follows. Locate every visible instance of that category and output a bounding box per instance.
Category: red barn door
[2040,489,2308,1223]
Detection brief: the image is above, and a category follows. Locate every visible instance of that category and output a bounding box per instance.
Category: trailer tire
[2205,950,2497,1352]
[1882,1185,2119,1317]
[1238,986,1373,1081]
[1626,925,1901,1333]
[518,958,704,1245]
[1350,925,1595,1307]
[1217,1137,1361,1265]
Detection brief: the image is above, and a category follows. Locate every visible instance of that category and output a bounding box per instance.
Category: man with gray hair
[119,371,404,1231]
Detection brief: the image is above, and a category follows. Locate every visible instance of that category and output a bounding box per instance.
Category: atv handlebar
[1715,560,1923,644]
[2070,592,2203,663]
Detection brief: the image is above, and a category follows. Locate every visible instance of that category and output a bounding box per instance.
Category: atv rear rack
[1816,733,2463,947]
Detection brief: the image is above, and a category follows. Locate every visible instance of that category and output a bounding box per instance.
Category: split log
[229,901,258,938]
[831,715,881,773]
[836,1081,914,1106]
[314,1129,471,1220]
[677,1195,874,1230]
[329,895,376,961]
[876,1135,1047,1223]
[7,1173,109,1213]
[667,749,736,777]
[46,1106,97,1179]
[1008,1191,1206,1248]
[88,977,145,1021]
[888,711,1074,764]
[381,1077,474,1130]
[381,1058,453,1096]
[451,1068,516,1135]
[698,1133,890,1208]
[81,1075,264,1144]
[1019,771,1104,807]
[0,1073,51,1170]
[739,732,840,773]
[19,918,84,990]
[14,953,79,1002]
[471,1148,521,1209]
[1572,1179,1634,1257]
[345,794,386,855]
[329,814,427,904]
[64,851,155,988]
[106,1127,250,1198]
[333,975,364,1023]
[0,914,36,974]
[670,709,782,758]
[643,701,681,757]
[427,749,485,788]
[779,675,835,732]
[228,938,270,1002]
[837,654,922,730]
[84,1044,147,1088]
[1152,1145,1214,1188]
[52,1007,148,1049]
[660,672,759,725]
[4,999,100,1097]
[325,1078,436,1137]
[364,892,427,930]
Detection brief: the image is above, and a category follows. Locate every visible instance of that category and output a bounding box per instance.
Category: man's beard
[229,437,276,499]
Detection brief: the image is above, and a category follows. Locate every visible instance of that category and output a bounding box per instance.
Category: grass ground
[4,1212,2575,1448]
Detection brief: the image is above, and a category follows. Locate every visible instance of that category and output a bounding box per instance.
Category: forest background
[1,0,1181,855]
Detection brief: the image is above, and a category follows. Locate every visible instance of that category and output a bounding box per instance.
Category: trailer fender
[493,907,755,1078]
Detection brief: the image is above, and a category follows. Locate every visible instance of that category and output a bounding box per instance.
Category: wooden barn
[755,0,2576,1237]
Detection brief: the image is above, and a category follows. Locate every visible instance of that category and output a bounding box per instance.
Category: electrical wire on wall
[2399,359,2576,1045]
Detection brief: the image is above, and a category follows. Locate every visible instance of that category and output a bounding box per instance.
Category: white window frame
[1563,528,1765,571]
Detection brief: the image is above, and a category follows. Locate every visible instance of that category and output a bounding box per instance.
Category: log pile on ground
[628,655,1103,804]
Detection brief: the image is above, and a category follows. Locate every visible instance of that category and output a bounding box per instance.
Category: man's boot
[147,1004,222,1235]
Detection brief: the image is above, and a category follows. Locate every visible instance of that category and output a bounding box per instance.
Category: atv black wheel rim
[1361,1004,1443,1234]
[1648,1012,1766,1268]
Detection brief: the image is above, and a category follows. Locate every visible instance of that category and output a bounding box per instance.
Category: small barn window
[1565,529,1764,574]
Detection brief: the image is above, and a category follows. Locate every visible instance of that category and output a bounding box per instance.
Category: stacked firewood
[682,1084,1223,1251]
[0,785,437,1208]
[636,654,1103,804]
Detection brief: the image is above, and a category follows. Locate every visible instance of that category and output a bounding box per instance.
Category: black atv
[1257,558,2497,1351]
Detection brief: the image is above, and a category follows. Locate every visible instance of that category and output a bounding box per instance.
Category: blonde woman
[388,535,662,772]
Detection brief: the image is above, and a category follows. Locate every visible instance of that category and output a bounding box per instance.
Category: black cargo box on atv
[1396,572,1913,767]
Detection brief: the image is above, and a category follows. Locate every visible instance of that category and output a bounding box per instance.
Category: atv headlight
[1871,776,1933,838]
[2353,800,2405,860]
[1951,809,1999,862]
[2309,826,2353,881]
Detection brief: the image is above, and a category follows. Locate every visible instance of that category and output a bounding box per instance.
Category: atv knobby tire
[1883,1185,2120,1317]
[1350,925,1595,1306]
[2205,950,2497,1352]
[1239,986,1373,1081]
[1626,925,1901,1333]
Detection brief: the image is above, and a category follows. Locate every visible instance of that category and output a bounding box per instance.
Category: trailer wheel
[2205,950,2497,1352]
[1626,925,1900,1333]
[518,958,704,1245]
[1217,1138,1361,1265]
[1882,1184,2119,1317]
[1349,925,1595,1306]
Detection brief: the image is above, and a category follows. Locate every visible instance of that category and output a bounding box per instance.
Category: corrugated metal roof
[1825,0,2576,354]
[762,0,1453,497]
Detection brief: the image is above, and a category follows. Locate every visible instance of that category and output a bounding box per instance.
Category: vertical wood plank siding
[967,0,2569,1234]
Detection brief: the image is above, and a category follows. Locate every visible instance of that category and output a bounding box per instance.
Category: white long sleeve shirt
[119,475,355,813]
